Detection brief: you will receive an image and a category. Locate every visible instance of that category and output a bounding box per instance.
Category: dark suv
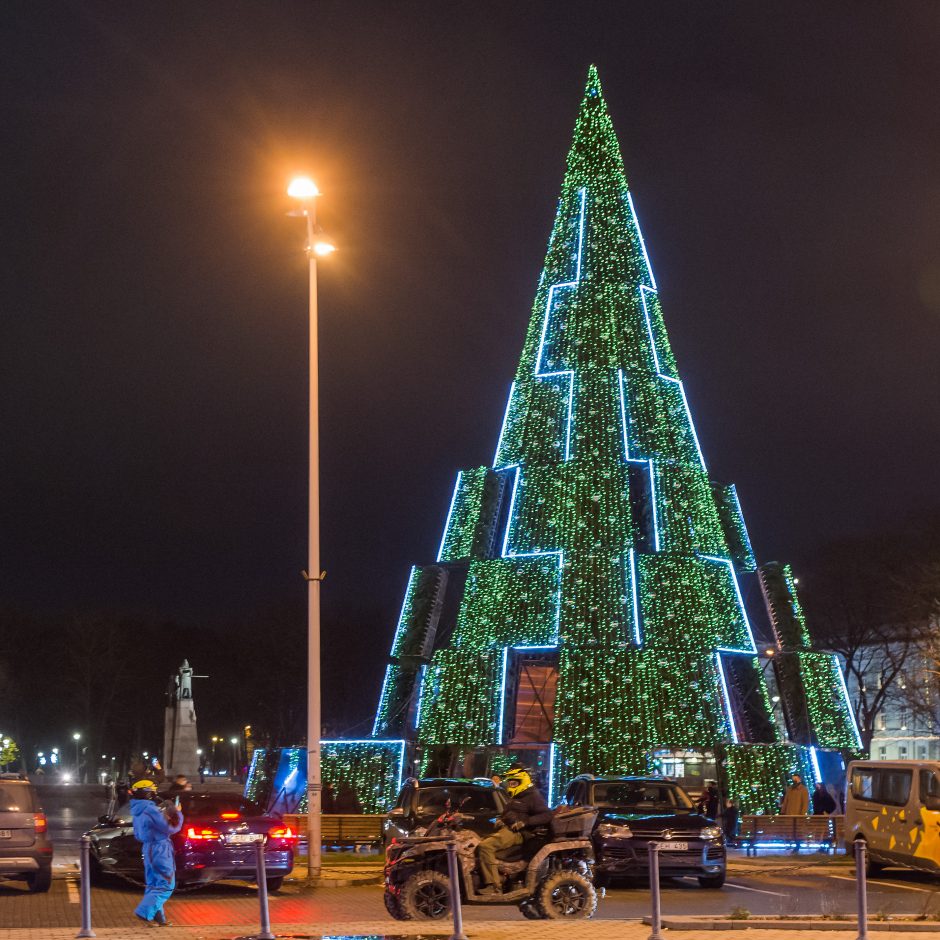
[563,775,725,888]
[0,774,53,892]
[384,778,506,845]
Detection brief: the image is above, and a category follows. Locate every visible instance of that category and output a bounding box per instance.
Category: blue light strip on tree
[414,664,429,729]
[371,668,392,737]
[533,186,587,464]
[493,381,516,467]
[626,191,657,290]
[700,555,758,654]
[833,654,864,749]
[496,647,510,745]
[616,367,662,556]
[713,651,740,744]
[436,472,463,562]
[628,548,642,645]
[387,566,418,656]
[547,742,557,806]
[808,745,822,786]
[728,484,755,563]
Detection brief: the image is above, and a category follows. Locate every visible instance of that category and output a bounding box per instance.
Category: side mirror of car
[98,815,113,824]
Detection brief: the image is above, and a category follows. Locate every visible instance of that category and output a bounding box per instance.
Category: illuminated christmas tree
[373,66,861,811]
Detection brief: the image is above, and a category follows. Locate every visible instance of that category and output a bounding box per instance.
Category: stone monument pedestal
[163,660,201,779]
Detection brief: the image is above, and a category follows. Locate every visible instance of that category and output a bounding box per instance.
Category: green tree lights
[373,65,860,804]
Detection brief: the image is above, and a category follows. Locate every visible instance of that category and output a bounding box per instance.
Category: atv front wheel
[535,870,597,919]
[399,870,452,920]
[384,889,409,920]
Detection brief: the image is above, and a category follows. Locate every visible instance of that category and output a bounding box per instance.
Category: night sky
[2,3,939,733]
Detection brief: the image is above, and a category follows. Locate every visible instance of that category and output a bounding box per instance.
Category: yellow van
[845,760,940,875]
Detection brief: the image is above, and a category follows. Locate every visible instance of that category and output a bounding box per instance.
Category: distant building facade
[845,637,940,762]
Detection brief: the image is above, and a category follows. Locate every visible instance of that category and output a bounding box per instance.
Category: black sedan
[562,775,726,888]
[383,777,506,845]
[86,791,296,891]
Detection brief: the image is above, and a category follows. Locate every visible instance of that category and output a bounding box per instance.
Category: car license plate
[226,833,257,844]
[0,830,11,839]
[659,841,688,851]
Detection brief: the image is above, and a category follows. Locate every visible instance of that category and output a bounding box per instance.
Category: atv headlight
[597,823,633,839]
[699,826,722,841]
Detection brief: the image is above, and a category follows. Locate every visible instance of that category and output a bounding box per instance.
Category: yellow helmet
[503,765,532,794]
[131,779,157,793]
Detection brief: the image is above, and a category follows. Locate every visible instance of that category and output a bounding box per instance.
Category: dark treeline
[0,607,308,771]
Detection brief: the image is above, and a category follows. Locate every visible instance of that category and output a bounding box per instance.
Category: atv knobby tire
[384,889,409,920]
[534,869,597,919]
[399,869,452,920]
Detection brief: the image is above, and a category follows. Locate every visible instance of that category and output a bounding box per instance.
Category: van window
[881,771,912,807]
[919,770,940,802]
[851,767,912,806]
[852,769,877,801]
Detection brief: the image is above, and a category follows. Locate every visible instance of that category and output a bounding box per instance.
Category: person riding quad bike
[478,763,553,894]
[384,772,598,920]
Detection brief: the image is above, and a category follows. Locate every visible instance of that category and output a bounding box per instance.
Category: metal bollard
[854,837,869,940]
[445,840,467,940]
[75,835,96,939]
[647,841,663,940]
[253,837,276,940]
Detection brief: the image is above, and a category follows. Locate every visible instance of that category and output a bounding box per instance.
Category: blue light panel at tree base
[243,741,406,815]
[351,66,862,814]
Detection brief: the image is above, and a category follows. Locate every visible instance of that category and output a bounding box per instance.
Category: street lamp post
[72,733,81,782]
[287,175,334,883]
[230,736,239,780]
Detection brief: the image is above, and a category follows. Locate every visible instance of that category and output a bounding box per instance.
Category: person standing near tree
[780,773,809,815]
[811,782,836,815]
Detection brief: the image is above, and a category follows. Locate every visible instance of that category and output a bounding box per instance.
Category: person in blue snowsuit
[130,779,183,926]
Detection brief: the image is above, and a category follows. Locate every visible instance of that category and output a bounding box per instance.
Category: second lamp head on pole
[287,176,336,257]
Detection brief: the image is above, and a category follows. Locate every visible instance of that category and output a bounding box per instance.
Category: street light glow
[312,238,336,257]
[72,732,81,741]
[287,176,319,200]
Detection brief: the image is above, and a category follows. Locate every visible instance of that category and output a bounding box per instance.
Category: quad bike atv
[384,803,598,920]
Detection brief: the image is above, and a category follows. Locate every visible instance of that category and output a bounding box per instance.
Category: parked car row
[87,791,296,891]
[0,773,53,893]
[382,760,940,921]
[0,776,296,895]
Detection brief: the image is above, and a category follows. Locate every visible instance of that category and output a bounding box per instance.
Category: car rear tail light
[268,825,296,841]
[220,812,241,820]
[186,826,222,841]
[33,813,47,834]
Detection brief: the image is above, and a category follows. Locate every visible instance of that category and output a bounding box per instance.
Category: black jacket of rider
[501,786,553,828]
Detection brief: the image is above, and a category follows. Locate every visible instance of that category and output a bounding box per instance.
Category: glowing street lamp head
[287,176,319,200]
[312,237,336,257]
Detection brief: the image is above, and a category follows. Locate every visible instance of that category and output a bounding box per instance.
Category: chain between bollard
[75,834,96,939]
[647,841,663,940]
[445,839,468,940]
[854,836,868,940]
[253,836,276,940]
